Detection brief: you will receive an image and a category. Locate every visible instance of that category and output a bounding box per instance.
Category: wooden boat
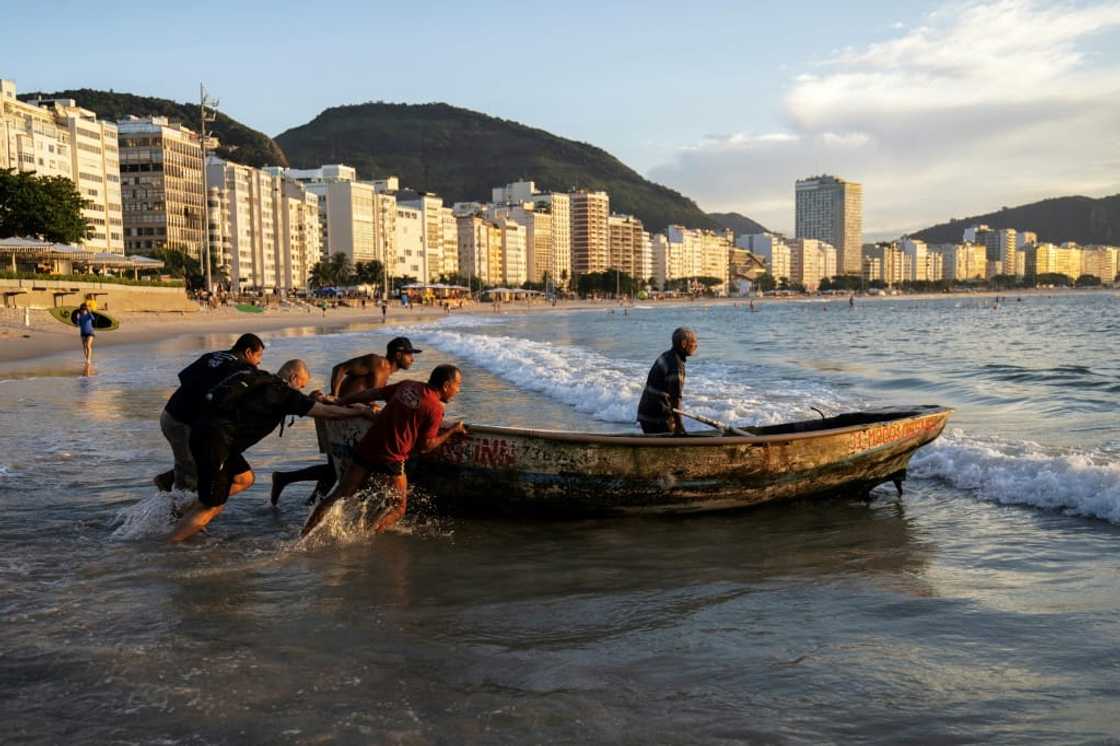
[321,405,951,515]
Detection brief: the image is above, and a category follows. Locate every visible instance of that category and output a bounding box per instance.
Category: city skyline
[5,0,1119,238]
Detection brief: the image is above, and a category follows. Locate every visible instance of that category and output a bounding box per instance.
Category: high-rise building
[2,80,125,253]
[117,116,206,259]
[900,239,928,281]
[399,193,444,282]
[795,175,862,275]
[569,190,609,276]
[651,234,683,289]
[273,164,381,267]
[862,243,905,286]
[456,214,493,286]
[497,217,527,286]
[394,205,424,280]
[440,206,458,277]
[607,214,646,282]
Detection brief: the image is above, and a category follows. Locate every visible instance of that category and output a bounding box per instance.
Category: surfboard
[48,306,120,331]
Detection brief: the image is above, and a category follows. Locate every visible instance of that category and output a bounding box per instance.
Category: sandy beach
[1,286,1110,366]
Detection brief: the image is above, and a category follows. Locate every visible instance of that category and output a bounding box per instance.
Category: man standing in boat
[302,364,467,537]
[637,327,697,435]
[269,337,420,505]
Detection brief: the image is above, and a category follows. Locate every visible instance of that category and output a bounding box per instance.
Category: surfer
[170,359,373,542]
[76,303,96,365]
[154,334,265,492]
[269,337,420,505]
[302,364,467,537]
[636,327,697,435]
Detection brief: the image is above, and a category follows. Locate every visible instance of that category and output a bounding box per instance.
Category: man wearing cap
[269,337,420,504]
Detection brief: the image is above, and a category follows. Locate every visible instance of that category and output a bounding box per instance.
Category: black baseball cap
[387,337,422,355]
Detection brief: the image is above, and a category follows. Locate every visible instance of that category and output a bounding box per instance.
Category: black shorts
[189,424,252,507]
[639,420,673,435]
[352,454,406,477]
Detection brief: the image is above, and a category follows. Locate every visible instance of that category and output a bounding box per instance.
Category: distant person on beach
[170,359,373,542]
[269,337,420,505]
[636,327,697,435]
[381,300,388,323]
[302,364,467,537]
[76,303,96,364]
[155,334,266,492]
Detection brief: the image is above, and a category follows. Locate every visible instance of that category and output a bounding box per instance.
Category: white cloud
[648,0,1120,236]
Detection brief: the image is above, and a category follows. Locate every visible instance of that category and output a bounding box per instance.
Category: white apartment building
[942,242,987,281]
[457,214,491,285]
[278,180,320,290]
[399,194,444,282]
[1,80,124,253]
[273,165,380,266]
[651,234,680,288]
[789,239,825,291]
[739,233,792,282]
[607,214,647,283]
[795,174,863,275]
[900,239,928,281]
[493,204,553,284]
[394,205,425,280]
[493,181,572,286]
[207,157,280,290]
[498,217,527,286]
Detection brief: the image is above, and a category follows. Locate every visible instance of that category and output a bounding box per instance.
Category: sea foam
[911,429,1120,523]
[392,328,852,427]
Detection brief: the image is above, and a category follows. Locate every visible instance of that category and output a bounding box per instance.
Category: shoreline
[0,286,1112,367]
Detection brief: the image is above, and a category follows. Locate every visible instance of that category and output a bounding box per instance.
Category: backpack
[205,369,277,417]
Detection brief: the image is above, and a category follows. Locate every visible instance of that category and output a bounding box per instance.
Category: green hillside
[276,102,721,233]
[708,211,769,237]
[18,89,288,168]
[912,194,1120,246]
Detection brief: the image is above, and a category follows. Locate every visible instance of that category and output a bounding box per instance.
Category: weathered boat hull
[322,406,951,515]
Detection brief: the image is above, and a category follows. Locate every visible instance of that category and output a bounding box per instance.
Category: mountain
[18,89,288,169]
[275,102,720,233]
[708,211,768,237]
[911,194,1120,246]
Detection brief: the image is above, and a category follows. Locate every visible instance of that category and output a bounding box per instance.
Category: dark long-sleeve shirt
[636,349,686,429]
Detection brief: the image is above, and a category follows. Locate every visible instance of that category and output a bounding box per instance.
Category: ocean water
[2,293,1119,744]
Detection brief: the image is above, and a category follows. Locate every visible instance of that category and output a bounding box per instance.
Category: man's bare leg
[302,463,369,537]
[229,470,254,497]
[371,474,409,532]
[170,502,224,542]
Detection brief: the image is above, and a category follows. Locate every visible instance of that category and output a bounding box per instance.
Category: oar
[673,408,752,437]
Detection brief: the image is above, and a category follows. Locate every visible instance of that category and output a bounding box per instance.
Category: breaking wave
[110,489,196,540]
[911,429,1120,523]
[389,328,853,428]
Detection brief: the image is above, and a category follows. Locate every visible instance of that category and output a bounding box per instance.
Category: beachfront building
[739,233,792,283]
[497,217,527,286]
[440,206,458,277]
[941,242,987,281]
[795,174,863,275]
[457,214,491,285]
[971,226,1018,276]
[862,243,906,286]
[665,225,733,293]
[40,98,124,254]
[569,189,609,276]
[1081,246,1119,282]
[607,214,648,282]
[394,205,425,281]
[275,165,382,267]
[207,157,317,291]
[789,238,828,292]
[2,80,125,254]
[900,239,929,281]
[491,203,553,284]
[399,193,444,282]
[117,116,206,260]
[491,181,573,287]
[651,234,682,289]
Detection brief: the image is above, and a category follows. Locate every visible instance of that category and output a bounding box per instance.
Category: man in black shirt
[169,359,373,542]
[636,327,698,434]
[156,334,265,491]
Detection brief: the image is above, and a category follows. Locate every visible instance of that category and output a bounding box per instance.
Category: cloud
[648,0,1120,236]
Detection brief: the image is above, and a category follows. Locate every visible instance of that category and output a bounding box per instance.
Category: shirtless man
[269,337,421,504]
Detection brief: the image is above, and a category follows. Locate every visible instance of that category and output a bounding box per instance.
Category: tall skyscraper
[795,175,863,275]
[569,190,609,276]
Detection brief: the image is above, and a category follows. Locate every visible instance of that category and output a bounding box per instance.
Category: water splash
[297,486,451,549]
[110,489,195,540]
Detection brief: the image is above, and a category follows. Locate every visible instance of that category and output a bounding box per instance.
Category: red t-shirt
[355,380,444,465]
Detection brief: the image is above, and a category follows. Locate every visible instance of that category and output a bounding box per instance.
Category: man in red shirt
[302,364,467,536]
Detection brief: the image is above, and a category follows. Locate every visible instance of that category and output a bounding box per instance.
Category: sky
[5,0,1119,237]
